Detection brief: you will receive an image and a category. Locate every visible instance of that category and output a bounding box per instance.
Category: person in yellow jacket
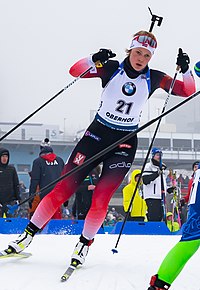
[123,169,147,221]
[166,211,180,232]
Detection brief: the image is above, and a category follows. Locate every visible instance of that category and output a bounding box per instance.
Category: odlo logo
[109,162,132,169]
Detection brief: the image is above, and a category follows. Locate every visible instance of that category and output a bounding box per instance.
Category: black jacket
[0,148,20,204]
[29,147,65,199]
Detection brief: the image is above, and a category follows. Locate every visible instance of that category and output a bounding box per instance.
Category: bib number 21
[115,100,133,115]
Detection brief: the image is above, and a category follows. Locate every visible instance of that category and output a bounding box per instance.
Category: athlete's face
[129,47,152,71]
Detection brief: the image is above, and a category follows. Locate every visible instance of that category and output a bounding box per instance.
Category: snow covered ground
[0,234,199,290]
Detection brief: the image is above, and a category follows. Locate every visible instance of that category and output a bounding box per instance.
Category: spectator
[179,161,200,225]
[104,207,124,226]
[181,161,199,204]
[62,205,71,219]
[104,211,116,226]
[164,169,181,222]
[142,148,172,221]
[183,175,189,187]
[109,207,124,221]
[177,173,184,187]
[166,170,172,187]
[28,138,65,219]
[72,166,101,220]
[165,169,173,211]
[123,169,147,221]
[17,181,29,218]
[0,147,20,217]
[166,212,180,232]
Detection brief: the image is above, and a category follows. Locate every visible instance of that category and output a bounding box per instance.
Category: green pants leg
[157,239,200,285]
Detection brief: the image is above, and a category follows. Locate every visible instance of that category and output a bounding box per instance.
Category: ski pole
[111,66,180,253]
[7,89,200,214]
[172,172,182,228]
[0,66,93,142]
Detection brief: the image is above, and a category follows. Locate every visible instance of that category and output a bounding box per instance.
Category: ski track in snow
[0,234,200,290]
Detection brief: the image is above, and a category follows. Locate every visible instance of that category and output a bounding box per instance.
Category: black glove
[92,48,116,63]
[176,48,190,73]
[161,163,167,171]
[167,186,175,194]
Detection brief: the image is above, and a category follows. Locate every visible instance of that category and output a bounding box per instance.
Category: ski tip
[60,264,77,282]
[5,247,14,254]
[0,250,32,259]
[111,248,118,254]
[60,275,68,282]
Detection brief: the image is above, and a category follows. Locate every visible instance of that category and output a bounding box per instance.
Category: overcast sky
[0,0,200,135]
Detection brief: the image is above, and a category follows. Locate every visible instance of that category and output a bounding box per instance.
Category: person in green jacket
[123,169,147,221]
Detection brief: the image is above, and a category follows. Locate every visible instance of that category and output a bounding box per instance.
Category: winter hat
[40,138,51,149]
[0,147,10,166]
[40,138,53,155]
[151,147,162,158]
[0,148,9,157]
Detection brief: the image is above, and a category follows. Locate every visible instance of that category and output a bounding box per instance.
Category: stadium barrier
[0,218,182,235]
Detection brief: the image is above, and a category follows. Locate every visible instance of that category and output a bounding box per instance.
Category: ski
[60,260,79,282]
[0,248,32,259]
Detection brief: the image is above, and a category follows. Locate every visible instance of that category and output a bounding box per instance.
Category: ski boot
[147,274,171,290]
[8,222,39,253]
[71,234,94,266]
